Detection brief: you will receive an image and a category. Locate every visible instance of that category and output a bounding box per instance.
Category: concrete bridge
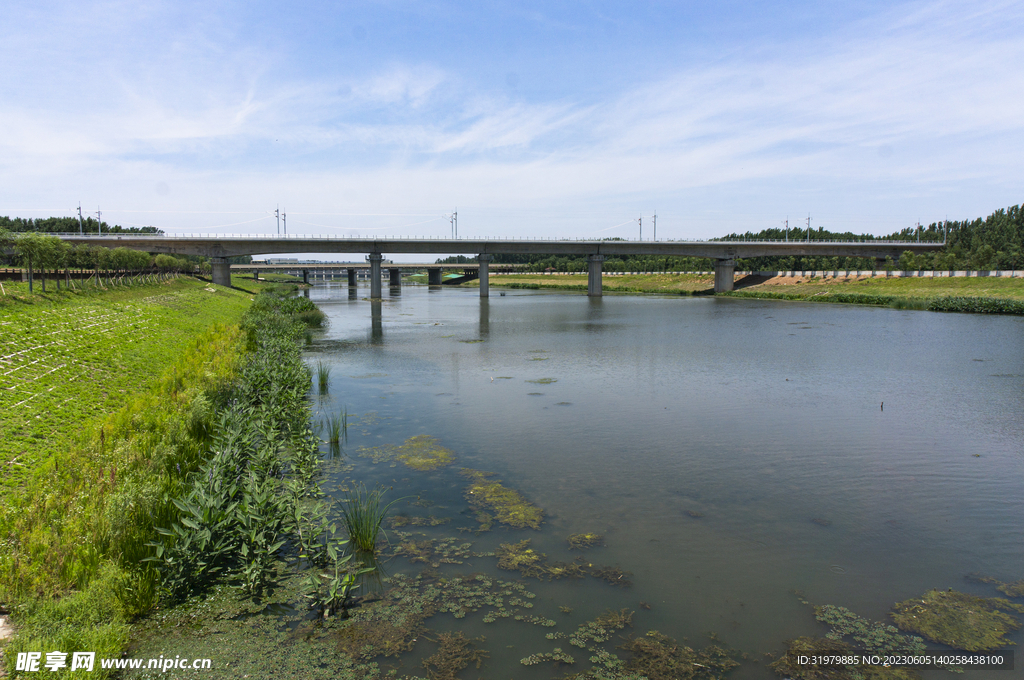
[237,262,521,286]
[55,234,943,296]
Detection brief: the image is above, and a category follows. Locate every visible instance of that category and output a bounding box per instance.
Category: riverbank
[460,272,1024,313]
[0,275,280,676]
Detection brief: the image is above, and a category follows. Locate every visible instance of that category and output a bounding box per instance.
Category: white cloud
[1,0,1022,239]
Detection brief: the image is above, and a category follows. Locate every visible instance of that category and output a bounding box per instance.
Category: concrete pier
[210,257,231,287]
[428,268,443,285]
[588,254,606,297]
[302,269,309,284]
[714,258,735,293]
[388,267,402,288]
[347,268,357,287]
[369,254,383,299]
[478,254,493,297]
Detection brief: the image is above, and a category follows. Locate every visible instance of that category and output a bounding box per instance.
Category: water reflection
[369,300,383,344]
[478,299,489,337]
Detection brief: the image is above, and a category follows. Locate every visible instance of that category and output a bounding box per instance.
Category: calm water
[307,284,1024,678]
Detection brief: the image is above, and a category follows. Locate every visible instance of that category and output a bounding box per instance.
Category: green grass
[747,274,1024,300]
[0,278,255,489]
[463,272,714,294]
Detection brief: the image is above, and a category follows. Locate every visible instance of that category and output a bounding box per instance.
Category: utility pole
[283,208,287,235]
[275,206,280,235]
[78,203,84,235]
[916,221,921,243]
[638,214,642,240]
[806,215,811,241]
[783,218,789,242]
[97,207,102,235]
[454,209,458,238]
[653,212,657,242]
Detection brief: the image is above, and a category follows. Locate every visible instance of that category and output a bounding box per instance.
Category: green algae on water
[567,532,605,550]
[462,468,544,529]
[970,573,1024,598]
[395,434,456,470]
[496,539,545,572]
[890,589,1024,651]
[357,434,456,470]
[526,377,557,384]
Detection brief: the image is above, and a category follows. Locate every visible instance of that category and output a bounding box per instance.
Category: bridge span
[56,234,943,296]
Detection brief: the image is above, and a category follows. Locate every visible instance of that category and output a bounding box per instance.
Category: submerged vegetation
[356,434,456,471]
[890,589,1024,651]
[461,468,545,530]
[567,533,605,550]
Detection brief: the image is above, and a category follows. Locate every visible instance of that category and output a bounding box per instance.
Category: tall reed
[315,360,331,395]
[340,483,402,554]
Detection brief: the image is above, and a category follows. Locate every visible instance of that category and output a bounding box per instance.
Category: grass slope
[1,277,256,486]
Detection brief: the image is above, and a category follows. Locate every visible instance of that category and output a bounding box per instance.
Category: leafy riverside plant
[146,291,365,612]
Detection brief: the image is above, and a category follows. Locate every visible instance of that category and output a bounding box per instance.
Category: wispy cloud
[1,0,1021,237]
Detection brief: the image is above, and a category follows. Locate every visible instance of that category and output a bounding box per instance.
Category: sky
[1,0,1022,256]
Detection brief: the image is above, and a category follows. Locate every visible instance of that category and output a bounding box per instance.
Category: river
[305,284,1024,678]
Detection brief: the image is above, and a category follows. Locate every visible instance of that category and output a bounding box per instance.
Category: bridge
[237,262,521,286]
[55,234,943,296]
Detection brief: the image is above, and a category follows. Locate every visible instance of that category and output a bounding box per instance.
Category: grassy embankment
[462,272,714,294]
[462,273,1024,313]
[0,274,272,675]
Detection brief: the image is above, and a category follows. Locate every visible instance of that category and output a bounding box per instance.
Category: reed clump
[315,360,331,395]
[340,483,402,554]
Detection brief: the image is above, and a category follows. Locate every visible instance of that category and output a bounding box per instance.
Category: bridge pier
[347,268,357,287]
[388,268,402,288]
[428,268,442,285]
[714,258,735,292]
[253,269,259,281]
[369,254,383,299]
[588,254,605,297]
[211,257,231,287]
[478,254,493,297]
[302,269,309,285]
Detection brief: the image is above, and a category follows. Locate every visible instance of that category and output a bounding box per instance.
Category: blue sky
[2,0,1022,248]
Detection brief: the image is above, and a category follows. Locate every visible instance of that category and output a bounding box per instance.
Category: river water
[305,284,1024,678]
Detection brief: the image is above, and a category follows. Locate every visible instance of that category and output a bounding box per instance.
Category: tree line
[0,215,162,235]
[435,202,1024,272]
[0,231,194,292]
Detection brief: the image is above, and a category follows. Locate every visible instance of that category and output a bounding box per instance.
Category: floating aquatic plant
[891,589,1024,651]
[389,514,450,528]
[970,573,1024,598]
[521,648,575,666]
[621,630,740,680]
[815,604,924,654]
[496,539,545,572]
[526,377,557,384]
[462,468,544,529]
[421,632,489,679]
